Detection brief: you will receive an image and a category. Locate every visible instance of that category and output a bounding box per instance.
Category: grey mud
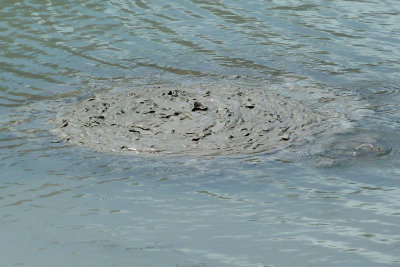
[52,80,374,158]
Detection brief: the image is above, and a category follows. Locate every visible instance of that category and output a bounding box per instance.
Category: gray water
[1,0,400,266]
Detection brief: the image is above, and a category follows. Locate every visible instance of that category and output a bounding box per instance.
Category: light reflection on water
[1,0,400,266]
[2,148,400,266]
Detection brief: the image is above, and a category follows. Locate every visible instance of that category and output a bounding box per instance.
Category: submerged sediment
[53,81,361,157]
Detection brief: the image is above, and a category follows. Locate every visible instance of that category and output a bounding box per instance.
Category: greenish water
[1,0,400,266]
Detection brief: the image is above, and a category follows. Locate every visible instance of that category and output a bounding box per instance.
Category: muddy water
[1,0,400,266]
[53,78,360,157]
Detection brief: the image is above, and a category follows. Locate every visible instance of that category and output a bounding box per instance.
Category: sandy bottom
[52,79,374,158]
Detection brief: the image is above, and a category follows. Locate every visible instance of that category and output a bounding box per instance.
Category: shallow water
[1,0,400,266]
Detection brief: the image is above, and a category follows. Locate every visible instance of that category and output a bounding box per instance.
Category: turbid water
[52,77,364,158]
[1,0,400,266]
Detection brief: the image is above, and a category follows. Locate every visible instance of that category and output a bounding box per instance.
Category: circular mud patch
[53,80,364,157]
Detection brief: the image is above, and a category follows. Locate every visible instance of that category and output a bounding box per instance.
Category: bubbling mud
[53,80,365,157]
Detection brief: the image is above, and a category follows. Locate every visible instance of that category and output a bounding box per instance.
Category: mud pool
[53,79,363,157]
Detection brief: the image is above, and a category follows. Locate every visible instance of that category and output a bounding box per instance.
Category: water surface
[1,0,400,266]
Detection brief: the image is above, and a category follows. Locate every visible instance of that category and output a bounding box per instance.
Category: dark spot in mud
[61,120,68,128]
[167,90,179,97]
[192,101,208,111]
[280,134,290,141]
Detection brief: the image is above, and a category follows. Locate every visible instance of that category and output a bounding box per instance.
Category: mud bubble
[53,82,361,157]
